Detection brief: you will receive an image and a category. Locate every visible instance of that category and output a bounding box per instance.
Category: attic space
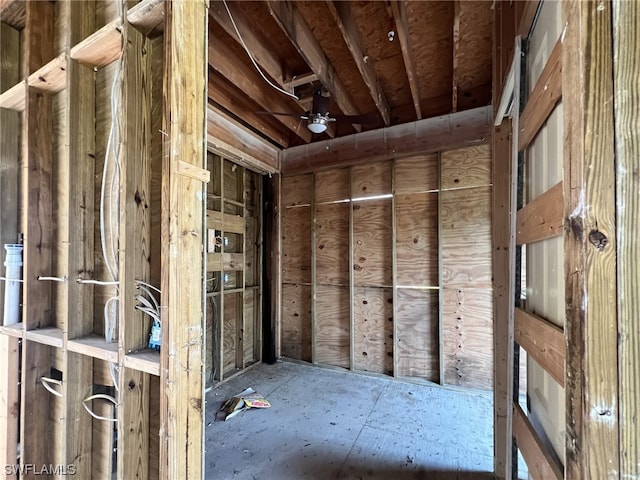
[1,1,638,479]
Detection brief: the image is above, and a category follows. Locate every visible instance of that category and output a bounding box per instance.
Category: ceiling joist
[267,0,363,132]
[208,32,312,143]
[326,0,391,126]
[390,1,422,120]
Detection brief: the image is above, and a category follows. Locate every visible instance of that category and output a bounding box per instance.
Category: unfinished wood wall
[281,143,493,389]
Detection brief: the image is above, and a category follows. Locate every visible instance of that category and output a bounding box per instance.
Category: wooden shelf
[28,53,68,94]
[124,349,160,376]
[207,252,244,271]
[0,81,26,112]
[0,322,23,339]
[67,335,118,362]
[70,20,122,68]
[128,0,165,37]
[25,327,63,348]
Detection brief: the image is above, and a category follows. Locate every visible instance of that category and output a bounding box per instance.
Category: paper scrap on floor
[218,387,270,421]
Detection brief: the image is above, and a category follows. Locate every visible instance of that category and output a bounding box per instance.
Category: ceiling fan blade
[333,112,381,125]
[256,110,301,118]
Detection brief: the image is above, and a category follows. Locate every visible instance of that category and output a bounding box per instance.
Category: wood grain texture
[243,289,256,365]
[613,0,640,475]
[69,20,122,68]
[282,174,312,206]
[281,106,493,176]
[515,308,564,386]
[0,0,25,29]
[351,161,392,198]
[441,187,492,288]
[394,154,438,194]
[314,168,350,204]
[513,403,563,480]
[63,2,96,476]
[0,22,20,331]
[518,37,562,152]
[441,143,492,190]
[0,336,19,477]
[160,2,206,478]
[206,106,280,175]
[223,292,239,375]
[395,289,439,381]
[281,284,311,362]
[516,181,563,245]
[352,199,392,287]
[562,1,619,477]
[395,192,438,287]
[315,285,350,368]
[442,288,493,389]
[316,202,349,286]
[282,205,311,284]
[353,287,393,375]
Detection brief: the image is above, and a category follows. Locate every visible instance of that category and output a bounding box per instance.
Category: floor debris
[217,387,270,421]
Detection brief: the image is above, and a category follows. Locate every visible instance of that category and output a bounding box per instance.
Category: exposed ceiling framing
[207,0,493,149]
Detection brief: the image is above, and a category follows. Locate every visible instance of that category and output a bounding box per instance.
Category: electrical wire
[40,377,63,398]
[222,0,299,101]
[82,394,118,423]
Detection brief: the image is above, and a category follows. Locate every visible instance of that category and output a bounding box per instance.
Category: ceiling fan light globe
[308,117,328,134]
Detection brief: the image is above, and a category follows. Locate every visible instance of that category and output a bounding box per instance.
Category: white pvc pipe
[3,244,23,326]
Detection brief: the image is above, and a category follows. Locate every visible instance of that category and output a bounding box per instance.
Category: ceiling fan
[260,88,379,134]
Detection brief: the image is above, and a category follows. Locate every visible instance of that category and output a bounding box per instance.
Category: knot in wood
[588,229,608,251]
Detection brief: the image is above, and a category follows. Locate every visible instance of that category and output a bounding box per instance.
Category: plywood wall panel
[353,199,392,287]
[394,154,438,194]
[282,174,312,206]
[442,288,493,389]
[353,287,393,374]
[396,192,438,286]
[441,186,492,288]
[315,285,350,368]
[441,144,492,190]
[316,202,349,285]
[351,161,392,198]
[282,205,312,284]
[396,289,439,381]
[315,168,350,203]
[281,284,312,361]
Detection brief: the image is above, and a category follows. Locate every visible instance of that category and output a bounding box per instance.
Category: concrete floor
[205,361,519,480]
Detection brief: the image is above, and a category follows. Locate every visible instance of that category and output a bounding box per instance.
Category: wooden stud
[437,152,444,385]
[310,174,317,364]
[0,336,19,478]
[562,1,619,477]
[513,403,563,480]
[348,168,355,370]
[492,110,516,480]
[516,181,564,246]
[452,0,460,113]
[0,0,25,30]
[391,164,398,377]
[516,0,541,40]
[613,0,640,475]
[64,0,96,474]
[514,308,565,386]
[160,1,207,478]
[518,37,562,152]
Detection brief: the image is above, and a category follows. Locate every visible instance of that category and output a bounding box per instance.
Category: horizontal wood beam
[208,71,291,148]
[390,0,422,120]
[515,308,565,386]
[267,0,362,131]
[513,403,563,480]
[326,0,391,125]
[208,26,312,143]
[516,181,563,245]
[518,37,562,152]
[207,106,280,174]
[281,106,492,175]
